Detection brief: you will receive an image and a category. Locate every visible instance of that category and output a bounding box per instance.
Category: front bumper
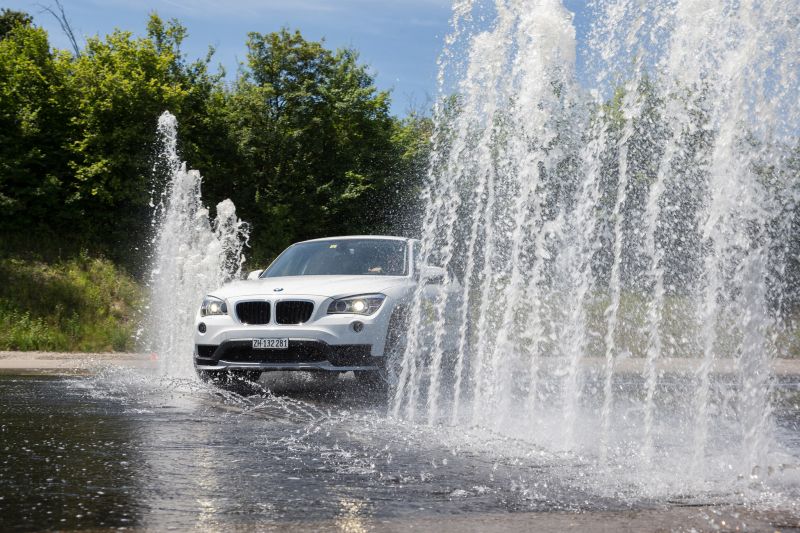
[194,339,381,372]
[194,293,395,372]
[195,298,391,354]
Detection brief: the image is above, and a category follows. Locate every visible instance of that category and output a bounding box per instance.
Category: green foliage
[0,255,143,351]
[382,112,434,233]
[0,14,432,350]
[208,29,409,262]
[0,22,73,241]
[0,15,430,270]
[0,13,226,267]
[62,15,223,262]
[0,8,32,39]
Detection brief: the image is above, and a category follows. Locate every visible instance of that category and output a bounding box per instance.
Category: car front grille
[276,301,314,324]
[236,301,271,325]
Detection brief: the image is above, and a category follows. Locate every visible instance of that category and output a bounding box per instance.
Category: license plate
[252,338,289,350]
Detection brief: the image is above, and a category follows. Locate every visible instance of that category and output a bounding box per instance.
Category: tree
[62,14,221,264]
[0,21,73,253]
[0,8,32,39]
[0,13,225,267]
[0,17,431,272]
[214,30,404,263]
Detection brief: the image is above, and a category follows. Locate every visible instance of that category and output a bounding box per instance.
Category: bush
[0,255,143,351]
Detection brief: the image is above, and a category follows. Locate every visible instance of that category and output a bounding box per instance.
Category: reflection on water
[0,375,141,530]
[0,371,798,531]
[335,498,370,533]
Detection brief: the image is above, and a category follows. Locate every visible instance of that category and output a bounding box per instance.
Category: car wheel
[356,307,407,389]
[311,371,341,386]
[355,356,403,389]
[196,369,261,392]
[231,370,262,382]
[196,369,218,383]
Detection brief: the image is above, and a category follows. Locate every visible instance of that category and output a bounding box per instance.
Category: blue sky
[7,0,591,115]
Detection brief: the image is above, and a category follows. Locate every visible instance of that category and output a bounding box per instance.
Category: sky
[6,0,591,116]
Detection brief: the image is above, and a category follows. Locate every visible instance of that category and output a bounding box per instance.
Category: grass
[0,254,143,352]
[581,289,800,359]
[467,285,800,359]
[2,253,797,357]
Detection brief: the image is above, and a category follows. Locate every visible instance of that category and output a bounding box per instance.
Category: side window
[412,241,422,275]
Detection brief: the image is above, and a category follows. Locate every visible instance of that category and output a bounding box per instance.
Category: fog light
[352,321,364,333]
[198,322,207,334]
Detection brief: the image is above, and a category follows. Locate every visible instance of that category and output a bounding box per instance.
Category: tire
[354,368,385,388]
[356,307,407,389]
[196,369,219,383]
[196,369,262,392]
[310,371,341,386]
[232,370,262,382]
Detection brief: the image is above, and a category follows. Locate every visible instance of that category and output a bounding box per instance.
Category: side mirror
[419,265,446,285]
[246,269,263,280]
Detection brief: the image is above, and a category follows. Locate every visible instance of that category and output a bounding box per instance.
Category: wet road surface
[1,369,799,531]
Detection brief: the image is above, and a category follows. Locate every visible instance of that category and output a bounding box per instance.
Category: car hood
[209,275,409,300]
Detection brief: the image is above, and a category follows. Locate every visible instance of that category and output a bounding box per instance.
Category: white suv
[193,235,452,387]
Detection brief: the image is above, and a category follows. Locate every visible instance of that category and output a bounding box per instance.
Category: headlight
[327,294,385,316]
[200,296,228,317]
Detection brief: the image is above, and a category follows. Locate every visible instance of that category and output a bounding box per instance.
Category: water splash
[145,111,248,377]
[395,0,800,496]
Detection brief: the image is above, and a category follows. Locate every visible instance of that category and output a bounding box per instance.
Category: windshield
[263,239,408,277]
